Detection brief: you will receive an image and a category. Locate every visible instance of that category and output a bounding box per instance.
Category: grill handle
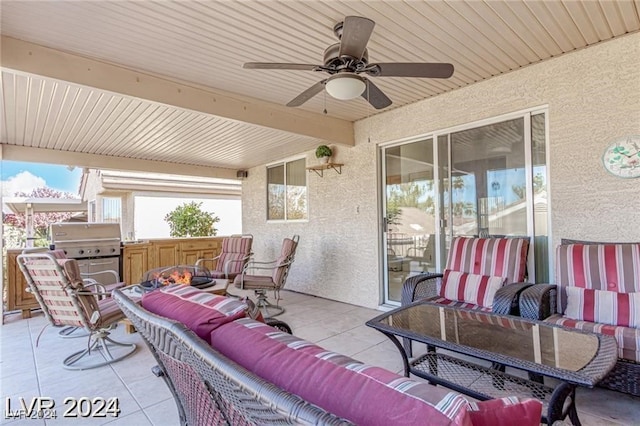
[52,237,121,244]
[88,260,119,266]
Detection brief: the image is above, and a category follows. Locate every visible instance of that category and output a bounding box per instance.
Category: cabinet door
[7,252,39,314]
[124,247,149,284]
[179,240,222,266]
[154,242,179,268]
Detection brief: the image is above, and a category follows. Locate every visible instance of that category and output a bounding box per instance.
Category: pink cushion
[440,270,506,308]
[467,397,542,426]
[210,318,472,426]
[565,287,640,328]
[141,284,247,344]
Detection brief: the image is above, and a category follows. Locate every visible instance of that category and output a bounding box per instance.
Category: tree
[164,201,220,237]
[2,187,78,247]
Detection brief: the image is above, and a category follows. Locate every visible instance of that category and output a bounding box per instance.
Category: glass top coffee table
[366,301,618,426]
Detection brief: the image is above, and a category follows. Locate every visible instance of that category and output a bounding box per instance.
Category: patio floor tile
[2,289,638,425]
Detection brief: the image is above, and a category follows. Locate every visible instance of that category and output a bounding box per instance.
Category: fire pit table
[140,265,229,295]
[135,265,292,334]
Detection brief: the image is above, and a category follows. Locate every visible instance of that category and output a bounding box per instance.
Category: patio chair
[195,234,253,296]
[17,252,136,370]
[518,240,640,396]
[401,236,531,356]
[21,248,124,338]
[233,235,299,318]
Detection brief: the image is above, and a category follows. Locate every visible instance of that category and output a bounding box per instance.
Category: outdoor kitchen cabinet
[153,242,180,268]
[123,243,150,284]
[179,239,221,265]
[6,249,39,319]
[122,237,224,284]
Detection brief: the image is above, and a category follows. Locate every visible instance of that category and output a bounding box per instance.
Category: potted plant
[315,145,333,164]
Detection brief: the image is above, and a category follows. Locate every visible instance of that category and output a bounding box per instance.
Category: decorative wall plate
[602,135,640,178]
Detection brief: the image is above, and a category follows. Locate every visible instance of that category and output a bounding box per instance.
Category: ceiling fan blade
[338,16,375,60]
[372,62,454,78]
[243,62,319,71]
[286,80,327,107]
[361,79,392,110]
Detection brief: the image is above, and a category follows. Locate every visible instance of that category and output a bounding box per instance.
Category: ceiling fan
[243,16,454,110]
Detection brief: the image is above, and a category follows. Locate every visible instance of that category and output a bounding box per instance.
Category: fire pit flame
[142,265,214,290]
[153,269,193,286]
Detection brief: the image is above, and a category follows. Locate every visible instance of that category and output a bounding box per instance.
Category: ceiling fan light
[325,74,366,100]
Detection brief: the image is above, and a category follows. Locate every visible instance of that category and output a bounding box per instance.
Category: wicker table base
[410,352,573,421]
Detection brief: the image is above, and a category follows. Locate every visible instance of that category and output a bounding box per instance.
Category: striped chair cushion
[213,252,249,278]
[565,287,640,328]
[272,237,298,285]
[440,270,506,308]
[555,244,640,312]
[25,257,96,327]
[210,318,472,426]
[142,284,248,344]
[213,236,253,279]
[426,297,492,312]
[446,237,529,283]
[546,314,640,362]
[222,235,252,254]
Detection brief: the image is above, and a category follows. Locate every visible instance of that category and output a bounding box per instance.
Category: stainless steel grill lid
[50,223,121,258]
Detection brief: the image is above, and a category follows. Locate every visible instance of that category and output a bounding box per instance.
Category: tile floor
[1,289,639,425]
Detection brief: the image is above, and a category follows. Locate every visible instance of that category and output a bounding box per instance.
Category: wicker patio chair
[233,235,299,318]
[518,240,640,396]
[401,236,531,356]
[17,252,136,370]
[112,288,352,426]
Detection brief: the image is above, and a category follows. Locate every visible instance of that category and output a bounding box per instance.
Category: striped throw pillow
[565,287,640,328]
[440,270,506,308]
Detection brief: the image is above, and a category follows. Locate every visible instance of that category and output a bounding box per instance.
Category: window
[102,197,122,223]
[89,200,96,222]
[267,158,307,221]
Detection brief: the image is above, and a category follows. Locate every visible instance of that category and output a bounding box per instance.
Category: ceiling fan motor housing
[323,43,368,72]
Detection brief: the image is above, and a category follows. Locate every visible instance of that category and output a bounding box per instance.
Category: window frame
[266,157,308,222]
[101,196,122,223]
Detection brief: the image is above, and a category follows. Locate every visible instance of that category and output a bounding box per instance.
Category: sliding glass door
[382,139,438,303]
[381,111,549,305]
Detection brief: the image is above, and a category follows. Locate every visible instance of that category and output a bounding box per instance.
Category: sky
[1,161,82,197]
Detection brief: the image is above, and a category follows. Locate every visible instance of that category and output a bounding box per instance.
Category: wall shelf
[306,163,344,177]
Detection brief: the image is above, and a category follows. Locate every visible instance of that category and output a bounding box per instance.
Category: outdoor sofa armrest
[400,272,442,358]
[401,272,443,306]
[492,282,535,316]
[518,284,557,320]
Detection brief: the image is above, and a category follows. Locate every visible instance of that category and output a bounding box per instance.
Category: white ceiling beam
[2,145,240,180]
[1,36,354,146]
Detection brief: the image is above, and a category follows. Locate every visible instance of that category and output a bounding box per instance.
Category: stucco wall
[243,33,640,309]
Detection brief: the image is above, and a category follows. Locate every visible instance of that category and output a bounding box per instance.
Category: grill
[49,223,122,285]
[140,265,216,290]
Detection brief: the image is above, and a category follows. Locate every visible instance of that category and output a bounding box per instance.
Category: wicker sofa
[518,241,640,396]
[113,284,543,426]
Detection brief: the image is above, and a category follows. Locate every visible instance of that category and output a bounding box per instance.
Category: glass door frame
[380,106,552,307]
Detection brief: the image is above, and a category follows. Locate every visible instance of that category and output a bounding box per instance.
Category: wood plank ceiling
[1,0,638,173]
